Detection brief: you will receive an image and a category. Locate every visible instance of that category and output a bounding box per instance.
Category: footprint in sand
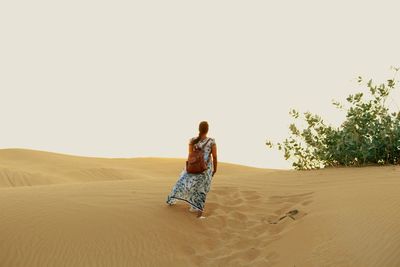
[269,192,314,204]
[266,192,313,225]
[268,209,299,224]
[241,190,262,201]
[196,188,313,266]
[229,210,248,223]
[301,200,313,206]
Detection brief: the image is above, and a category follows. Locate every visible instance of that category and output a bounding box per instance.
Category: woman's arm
[189,143,194,154]
[211,143,217,176]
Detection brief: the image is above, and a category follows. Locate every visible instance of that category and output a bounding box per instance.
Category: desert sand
[0,148,399,267]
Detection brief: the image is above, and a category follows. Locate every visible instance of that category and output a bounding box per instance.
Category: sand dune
[0,149,399,266]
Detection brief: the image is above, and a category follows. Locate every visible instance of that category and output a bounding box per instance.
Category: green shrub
[266,67,400,170]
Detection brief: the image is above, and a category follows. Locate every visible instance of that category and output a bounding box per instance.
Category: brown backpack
[186,138,212,174]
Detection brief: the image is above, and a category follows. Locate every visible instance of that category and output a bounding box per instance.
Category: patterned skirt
[166,161,213,211]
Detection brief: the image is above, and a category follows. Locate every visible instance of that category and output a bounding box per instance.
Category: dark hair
[192,121,209,145]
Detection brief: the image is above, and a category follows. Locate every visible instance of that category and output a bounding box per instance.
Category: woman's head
[192,121,209,145]
[199,121,209,135]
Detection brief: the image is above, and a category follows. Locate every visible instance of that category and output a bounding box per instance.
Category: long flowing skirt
[166,160,213,211]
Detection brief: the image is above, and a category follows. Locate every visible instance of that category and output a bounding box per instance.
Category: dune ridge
[0,149,274,188]
[0,148,399,266]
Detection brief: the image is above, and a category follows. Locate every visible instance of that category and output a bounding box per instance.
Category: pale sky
[1,1,399,169]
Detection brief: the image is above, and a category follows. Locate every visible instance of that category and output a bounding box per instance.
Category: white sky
[1,1,399,169]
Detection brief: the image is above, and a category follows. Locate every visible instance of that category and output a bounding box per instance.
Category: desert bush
[266,67,400,170]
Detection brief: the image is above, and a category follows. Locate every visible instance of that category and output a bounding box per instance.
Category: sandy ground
[0,148,399,267]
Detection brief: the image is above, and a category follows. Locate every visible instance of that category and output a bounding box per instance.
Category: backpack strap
[201,138,212,151]
[194,137,212,150]
[195,138,213,168]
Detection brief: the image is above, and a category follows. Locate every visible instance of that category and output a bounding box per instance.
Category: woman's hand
[211,143,217,177]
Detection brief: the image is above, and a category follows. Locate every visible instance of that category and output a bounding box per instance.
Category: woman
[166,121,217,219]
